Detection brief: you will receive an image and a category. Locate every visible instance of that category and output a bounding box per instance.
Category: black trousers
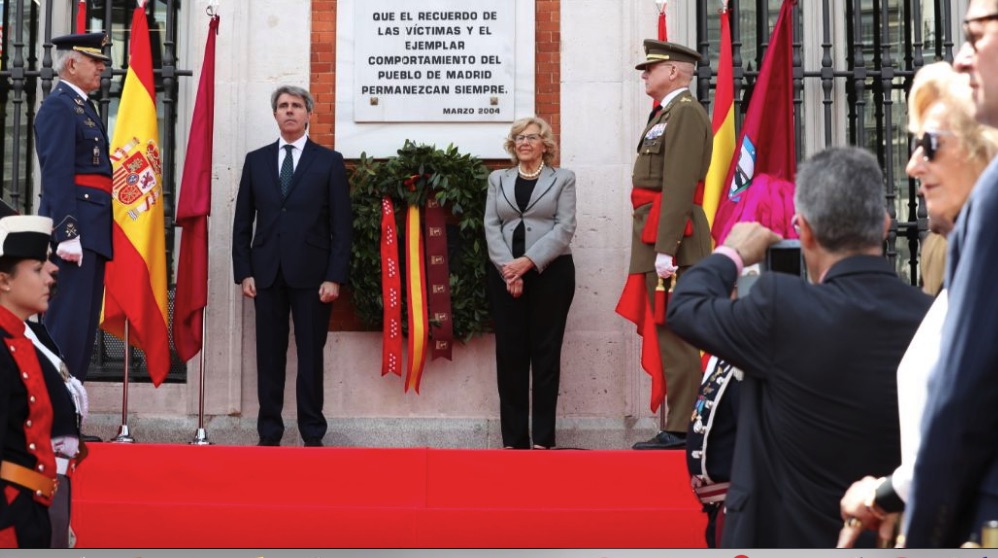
[487,255,575,448]
[0,480,51,548]
[254,267,332,442]
[44,250,106,382]
[49,474,70,548]
[704,503,725,548]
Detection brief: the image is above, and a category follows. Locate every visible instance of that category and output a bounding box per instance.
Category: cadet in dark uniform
[0,215,78,548]
[0,204,86,548]
[626,40,713,449]
[687,355,741,547]
[34,33,113,383]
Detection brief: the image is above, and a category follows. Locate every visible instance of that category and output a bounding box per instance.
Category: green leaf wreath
[349,140,493,342]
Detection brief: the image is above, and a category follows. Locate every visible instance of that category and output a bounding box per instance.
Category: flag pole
[182,5,219,445]
[112,319,137,443]
[190,305,211,445]
[190,214,212,446]
[654,0,668,434]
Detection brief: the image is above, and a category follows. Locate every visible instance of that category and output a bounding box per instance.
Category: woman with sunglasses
[837,62,998,547]
[484,116,577,450]
[910,63,998,295]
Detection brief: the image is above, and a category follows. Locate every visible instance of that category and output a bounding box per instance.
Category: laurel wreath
[349,140,493,342]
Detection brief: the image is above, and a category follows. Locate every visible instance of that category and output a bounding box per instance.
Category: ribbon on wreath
[423,194,454,361]
[379,197,403,376]
[379,177,454,392]
[403,204,429,392]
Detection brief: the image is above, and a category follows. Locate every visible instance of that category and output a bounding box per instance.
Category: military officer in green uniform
[628,40,713,449]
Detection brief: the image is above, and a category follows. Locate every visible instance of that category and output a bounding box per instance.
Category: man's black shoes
[632,431,686,450]
[257,437,280,447]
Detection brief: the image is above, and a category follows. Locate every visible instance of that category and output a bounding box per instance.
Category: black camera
[736,239,804,298]
[764,239,804,277]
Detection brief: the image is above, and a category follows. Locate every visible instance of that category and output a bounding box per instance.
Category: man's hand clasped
[722,222,783,266]
[240,277,257,299]
[654,253,678,279]
[318,281,340,303]
[56,237,84,267]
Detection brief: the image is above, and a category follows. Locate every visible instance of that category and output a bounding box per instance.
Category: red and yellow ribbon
[404,204,429,392]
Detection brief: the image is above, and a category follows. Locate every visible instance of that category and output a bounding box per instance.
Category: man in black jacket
[667,146,931,547]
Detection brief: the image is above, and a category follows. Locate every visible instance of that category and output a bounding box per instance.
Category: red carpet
[72,444,705,548]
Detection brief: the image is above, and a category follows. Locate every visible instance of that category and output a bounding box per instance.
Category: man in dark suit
[232,85,352,447]
[905,0,998,546]
[33,32,113,383]
[623,39,713,450]
[667,146,931,547]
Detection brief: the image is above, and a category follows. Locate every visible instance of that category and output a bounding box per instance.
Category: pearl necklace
[518,161,545,179]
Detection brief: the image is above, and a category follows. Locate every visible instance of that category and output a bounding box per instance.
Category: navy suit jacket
[34,80,113,258]
[906,158,998,547]
[667,253,931,547]
[232,138,352,289]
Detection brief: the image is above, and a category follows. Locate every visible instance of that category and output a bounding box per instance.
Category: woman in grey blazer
[484,116,577,449]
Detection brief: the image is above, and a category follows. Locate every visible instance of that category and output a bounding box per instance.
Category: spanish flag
[101,0,171,386]
[703,3,735,230]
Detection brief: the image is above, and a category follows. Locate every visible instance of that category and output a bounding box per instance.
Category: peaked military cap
[0,216,53,262]
[51,32,111,63]
[635,39,702,70]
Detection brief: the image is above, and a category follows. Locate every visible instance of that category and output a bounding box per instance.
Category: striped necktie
[280,144,294,196]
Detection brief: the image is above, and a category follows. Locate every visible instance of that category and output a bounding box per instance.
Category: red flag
[657,2,668,41]
[616,275,665,412]
[76,0,87,33]
[173,14,219,362]
[652,2,668,110]
[711,0,797,245]
[101,1,170,385]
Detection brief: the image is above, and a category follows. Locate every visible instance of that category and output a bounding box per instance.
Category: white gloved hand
[56,237,83,267]
[654,253,677,279]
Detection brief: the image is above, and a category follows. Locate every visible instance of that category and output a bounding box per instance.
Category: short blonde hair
[503,116,558,165]
[908,62,998,173]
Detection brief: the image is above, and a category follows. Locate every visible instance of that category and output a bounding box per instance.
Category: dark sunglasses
[963,12,998,52]
[912,131,947,162]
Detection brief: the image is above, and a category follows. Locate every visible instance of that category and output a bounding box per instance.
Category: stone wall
[84,0,699,448]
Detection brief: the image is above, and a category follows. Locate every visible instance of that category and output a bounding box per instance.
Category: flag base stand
[112,320,136,444]
[190,427,212,446]
[112,424,136,444]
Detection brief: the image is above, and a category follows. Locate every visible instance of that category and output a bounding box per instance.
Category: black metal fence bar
[694,0,955,287]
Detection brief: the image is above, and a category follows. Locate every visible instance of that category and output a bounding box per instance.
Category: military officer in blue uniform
[686,354,741,548]
[34,33,113,384]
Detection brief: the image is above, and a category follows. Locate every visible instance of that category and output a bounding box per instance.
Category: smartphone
[764,239,803,277]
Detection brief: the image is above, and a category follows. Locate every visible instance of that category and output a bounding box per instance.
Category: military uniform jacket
[629,89,713,273]
[34,80,113,258]
[687,356,740,487]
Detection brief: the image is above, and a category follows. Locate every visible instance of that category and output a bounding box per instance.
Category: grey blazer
[484,165,576,273]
